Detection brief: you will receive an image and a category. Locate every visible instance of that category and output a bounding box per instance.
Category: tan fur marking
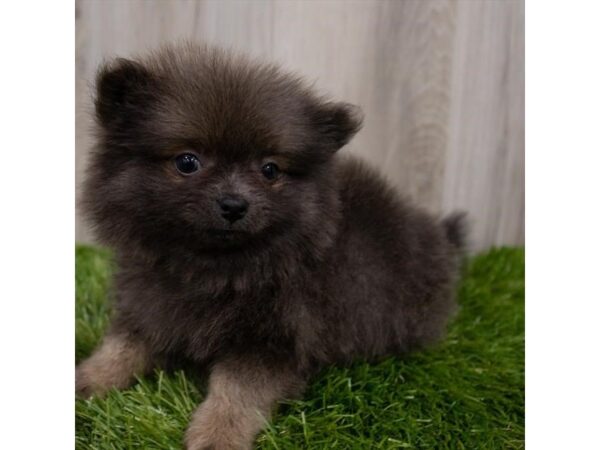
[75,333,151,398]
[185,359,304,450]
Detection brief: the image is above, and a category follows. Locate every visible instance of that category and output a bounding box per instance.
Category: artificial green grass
[76,246,524,449]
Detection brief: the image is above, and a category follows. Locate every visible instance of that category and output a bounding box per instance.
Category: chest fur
[112,268,292,362]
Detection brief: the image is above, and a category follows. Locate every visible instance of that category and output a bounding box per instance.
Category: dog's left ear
[310,101,364,151]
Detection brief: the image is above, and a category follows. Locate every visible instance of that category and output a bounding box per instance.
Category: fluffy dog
[76,43,466,450]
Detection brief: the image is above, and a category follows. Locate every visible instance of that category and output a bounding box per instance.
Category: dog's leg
[76,332,152,397]
[184,358,305,450]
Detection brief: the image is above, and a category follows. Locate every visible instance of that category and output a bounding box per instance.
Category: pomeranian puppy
[76,43,466,450]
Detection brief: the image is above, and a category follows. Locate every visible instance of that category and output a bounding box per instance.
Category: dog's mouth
[197,228,254,252]
[206,228,249,239]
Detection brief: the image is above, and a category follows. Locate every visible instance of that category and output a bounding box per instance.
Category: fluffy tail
[441,212,468,251]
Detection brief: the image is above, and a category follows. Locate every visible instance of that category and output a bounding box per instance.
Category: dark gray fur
[77,43,466,450]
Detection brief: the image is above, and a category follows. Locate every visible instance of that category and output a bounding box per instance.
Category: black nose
[217,195,249,223]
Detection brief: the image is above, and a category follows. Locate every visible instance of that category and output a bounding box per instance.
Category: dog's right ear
[94,58,158,130]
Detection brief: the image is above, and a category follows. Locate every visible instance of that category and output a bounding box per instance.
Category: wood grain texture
[75,0,524,250]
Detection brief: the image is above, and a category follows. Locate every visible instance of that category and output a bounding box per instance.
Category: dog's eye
[261,162,280,180]
[175,153,200,175]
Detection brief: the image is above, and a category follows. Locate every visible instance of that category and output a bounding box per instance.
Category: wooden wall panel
[75,0,524,250]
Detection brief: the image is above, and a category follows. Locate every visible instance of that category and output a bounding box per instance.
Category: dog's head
[84,44,362,255]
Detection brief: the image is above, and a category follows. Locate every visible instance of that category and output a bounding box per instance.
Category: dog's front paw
[184,429,238,450]
[75,357,127,398]
[184,415,252,450]
[76,335,150,398]
[184,434,229,450]
[75,364,108,398]
[183,437,217,450]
